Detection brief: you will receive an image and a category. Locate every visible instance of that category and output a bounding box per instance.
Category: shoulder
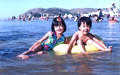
[72,31,80,39]
[74,31,80,35]
[47,31,53,35]
[45,31,53,36]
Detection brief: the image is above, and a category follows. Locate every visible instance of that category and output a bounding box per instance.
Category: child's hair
[77,17,92,30]
[98,8,101,11]
[51,17,66,32]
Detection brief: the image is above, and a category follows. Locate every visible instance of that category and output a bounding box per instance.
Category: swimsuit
[41,32,65,51]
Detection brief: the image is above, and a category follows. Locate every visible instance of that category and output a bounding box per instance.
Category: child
[109,7,115,20]
[17,17,68,59]
[93,15,99,22]
[65,17,112,54]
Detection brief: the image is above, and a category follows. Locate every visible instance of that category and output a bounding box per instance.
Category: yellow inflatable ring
[53,34,103,54]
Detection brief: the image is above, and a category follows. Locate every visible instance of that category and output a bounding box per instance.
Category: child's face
[79,22,90,35]
[54,23,64,34]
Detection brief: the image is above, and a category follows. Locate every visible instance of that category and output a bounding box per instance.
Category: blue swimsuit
[41,32,65,51]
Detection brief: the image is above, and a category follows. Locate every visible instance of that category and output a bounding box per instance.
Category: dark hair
[51,17,66,32]
[77,17,92,29]
[98,8,101,11]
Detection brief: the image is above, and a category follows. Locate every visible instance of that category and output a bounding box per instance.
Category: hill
[22,7,120,17]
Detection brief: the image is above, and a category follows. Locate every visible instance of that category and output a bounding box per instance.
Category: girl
[17,17,68,59]
[65,17,112,54]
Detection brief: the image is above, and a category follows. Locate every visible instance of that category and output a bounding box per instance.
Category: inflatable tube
[109,20,117,23]
[53,34,103,54]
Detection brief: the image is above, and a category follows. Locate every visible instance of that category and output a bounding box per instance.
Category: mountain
[22,7,120,17]
[23,7,71,17]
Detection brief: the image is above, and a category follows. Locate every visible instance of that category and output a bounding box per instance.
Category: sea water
[0,18,120,75]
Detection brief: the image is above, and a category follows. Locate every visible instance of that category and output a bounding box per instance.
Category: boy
[65,17,112,54]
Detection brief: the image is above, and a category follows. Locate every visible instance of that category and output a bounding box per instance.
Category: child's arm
[29,31,52,50]
[64,38,69,44]
[65,33,77,54]
[17,31,52,58]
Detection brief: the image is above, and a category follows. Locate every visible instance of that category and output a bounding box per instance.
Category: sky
[0,0,119,19]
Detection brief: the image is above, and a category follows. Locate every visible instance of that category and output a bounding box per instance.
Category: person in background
[58,12,61,17]
[113,5,117,19]
[74,15,79,22]
[77,12,80,18]
[108,2,117,20]
[93,15,99,22]
[97,9,103,22]
[108,7,114,20]
[46,14,49,21]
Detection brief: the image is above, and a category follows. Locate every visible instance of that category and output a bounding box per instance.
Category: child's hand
[17,54,29,59]
[105,46,112,52]
[108,46,112,52]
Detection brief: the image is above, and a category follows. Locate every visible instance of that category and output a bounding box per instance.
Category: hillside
[22,7,120,17]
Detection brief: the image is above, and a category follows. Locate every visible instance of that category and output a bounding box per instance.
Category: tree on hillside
[32,13,41,17]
